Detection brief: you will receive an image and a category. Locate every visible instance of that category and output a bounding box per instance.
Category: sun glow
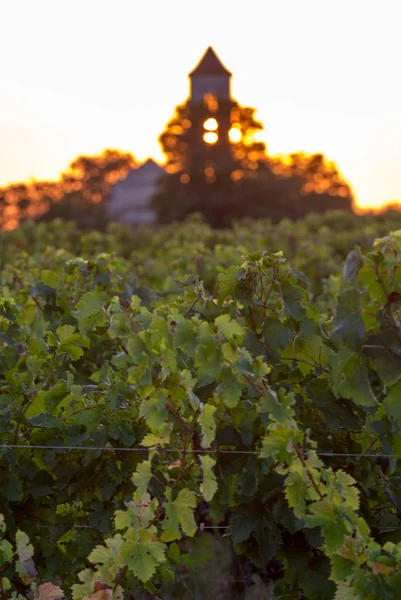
[2,2,401,209]
[203,131,218,145]
[203,118,218,132]
[229,127,242,143]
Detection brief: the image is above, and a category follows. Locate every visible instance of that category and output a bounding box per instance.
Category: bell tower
[189,46,232,103]
[187,47,235,178]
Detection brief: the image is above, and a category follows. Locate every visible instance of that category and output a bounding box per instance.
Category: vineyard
[1,210,401,599]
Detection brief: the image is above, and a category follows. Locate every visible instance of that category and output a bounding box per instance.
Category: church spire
[189,47,232,103]
[189,47,232,77]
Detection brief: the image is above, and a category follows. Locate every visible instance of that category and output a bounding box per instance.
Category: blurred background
[1,0,400,230]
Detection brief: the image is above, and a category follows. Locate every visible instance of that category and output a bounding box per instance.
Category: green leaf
[324,526,346,554]
[330,349,377,407]
[141,423,172,448]
[384,385,401,427]
[333,582,360,600]
[305,499,337,527]
[258,389,295,424]
[284,465,308,519]
[0,539,13,566]
[114,493,156,531]
[139,390,167,432]
[26,382,70,418]
[200,455,217,501]
[198,404,217,448]
[15,530,37,582]
[282,335,331,376]
[15,530,34,562]
[332,289,365,349]
[179,370,200,409]
[280,280,306,320]
[132,461,152,497]
[88,534,124,565]
[217,266,242,302]
[260,424,293,461]
[230,508,258,545]
[215,314,244,340]
[214,368,243,408]
[73,291,108,334]
[56,324,90,361]
[121,536,166,583]
[330,555,355,581]
[161,488,197,542]
[334,470,360,510]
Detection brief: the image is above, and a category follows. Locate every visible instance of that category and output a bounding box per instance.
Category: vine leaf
[73,291,108,335]
[55,324,90,361]
[35,582,65,600]
[200,455,217,501]
[198,404,217,448]
[132,461,152,498]
[215,314,244,340]
[120,535,166,583]
[161,488,197,542]
[384,384,401,427]
[15,530,38,582]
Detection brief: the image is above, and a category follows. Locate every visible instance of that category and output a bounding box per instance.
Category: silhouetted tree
[153,98,353,226]
[160,100,266,174]
[269,152,353,200]
[0,150,136,231]
[40,149,137,229]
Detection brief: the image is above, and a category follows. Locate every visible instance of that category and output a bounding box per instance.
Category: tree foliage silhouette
[0,150,136,230]
[40,149,136,229]
[153,99,354,227]
[159,100,266,174]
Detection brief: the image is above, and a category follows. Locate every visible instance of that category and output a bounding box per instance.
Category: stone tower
[187,47,235,177]
[189,46,232,103]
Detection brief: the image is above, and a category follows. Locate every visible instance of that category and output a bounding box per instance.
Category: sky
[1,0,401,209]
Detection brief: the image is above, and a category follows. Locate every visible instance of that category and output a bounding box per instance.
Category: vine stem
[248,305,272,360]
[113,565,128,593]
[281,356,330,373]
[184,292,202,318]
[0,576,7,600]
[292,443,324,500]
[166,401,193,435]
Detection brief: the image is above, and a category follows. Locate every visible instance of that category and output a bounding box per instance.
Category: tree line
[0,97,381,231]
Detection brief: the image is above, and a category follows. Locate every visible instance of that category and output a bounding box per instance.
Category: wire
[35,523,401,532]
[0,444,400,459]
[0,444,258,454]
[36,523,227,531]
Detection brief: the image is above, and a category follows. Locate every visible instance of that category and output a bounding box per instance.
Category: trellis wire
[36,524,227,531]
[35,523,401,533]
[0,444,400,459]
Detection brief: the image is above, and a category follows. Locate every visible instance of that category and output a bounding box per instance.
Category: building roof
[189,47,232,77]
[113,159,165,190]
[135,158,165,175]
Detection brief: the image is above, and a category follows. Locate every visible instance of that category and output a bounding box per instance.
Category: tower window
[203,118,218,131]
[229,126,242,143]
[203,132,218,145]
[203,93,219,112]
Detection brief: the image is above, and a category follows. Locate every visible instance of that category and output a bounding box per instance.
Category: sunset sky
[1,0,400,209]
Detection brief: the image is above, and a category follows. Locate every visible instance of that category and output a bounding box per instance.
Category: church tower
[189,46,232,103]
[187,47,235,178]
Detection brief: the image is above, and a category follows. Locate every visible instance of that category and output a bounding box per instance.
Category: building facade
[108,159,164,225]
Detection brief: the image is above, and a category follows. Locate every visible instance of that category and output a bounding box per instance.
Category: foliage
[0,150,136,231]
[158,100,266,174]
[1,214,401,598]
[153,97,353,226]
